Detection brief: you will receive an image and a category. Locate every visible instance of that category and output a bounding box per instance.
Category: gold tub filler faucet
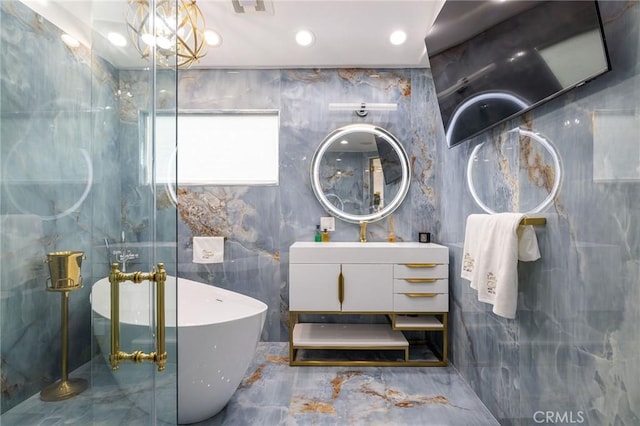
[108,262,167,372]
[41,251,88,401]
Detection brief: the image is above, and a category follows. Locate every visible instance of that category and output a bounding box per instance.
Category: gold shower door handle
[108,262,167,372]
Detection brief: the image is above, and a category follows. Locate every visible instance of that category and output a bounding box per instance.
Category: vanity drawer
[394,264,448,279]
[394,278,448,294]
[394,293,448,312]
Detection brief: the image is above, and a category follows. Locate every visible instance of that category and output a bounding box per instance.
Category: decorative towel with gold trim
[192,236,224,264]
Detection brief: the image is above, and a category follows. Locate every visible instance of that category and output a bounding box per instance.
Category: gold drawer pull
[404,278,438,283]
[403,263,438,268]
[405,293,438,298]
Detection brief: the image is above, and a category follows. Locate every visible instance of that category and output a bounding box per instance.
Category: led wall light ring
[466,127,562,215]
[2,148,93,221]
[446,92,529,148]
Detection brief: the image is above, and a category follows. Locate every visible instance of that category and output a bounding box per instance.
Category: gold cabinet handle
[109,262,167,372]
[405,293,438,298]
[403,263,438,268]
[404,278,438,283]
[338,267,344,304]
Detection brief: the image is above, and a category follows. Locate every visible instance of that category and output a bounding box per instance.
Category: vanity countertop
[290,241,449,264]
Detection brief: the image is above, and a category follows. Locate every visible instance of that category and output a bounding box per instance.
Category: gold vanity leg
[289,312,298,365]
[442,312,448,365]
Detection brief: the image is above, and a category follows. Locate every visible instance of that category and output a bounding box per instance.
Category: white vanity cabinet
[288,241,449,366]
[289,263,341,311]
[290,263,392,312]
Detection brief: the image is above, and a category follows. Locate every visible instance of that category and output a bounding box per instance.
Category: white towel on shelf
[461,213,541,319]
[192,236,224,264]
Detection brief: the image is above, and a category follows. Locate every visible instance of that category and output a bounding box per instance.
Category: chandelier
[126,0,207,68]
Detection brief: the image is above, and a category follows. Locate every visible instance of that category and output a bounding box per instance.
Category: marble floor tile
[2,343,498,426]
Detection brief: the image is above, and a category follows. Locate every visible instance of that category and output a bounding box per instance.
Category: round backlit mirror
[310,123,411,223]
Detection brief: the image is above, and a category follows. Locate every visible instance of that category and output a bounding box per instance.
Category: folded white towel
[461,213,541,319]
[192,236,224,264]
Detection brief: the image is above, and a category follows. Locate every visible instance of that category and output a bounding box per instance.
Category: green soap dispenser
[314,225,322,242]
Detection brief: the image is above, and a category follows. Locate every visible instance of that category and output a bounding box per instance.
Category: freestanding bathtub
[90,275,267,424]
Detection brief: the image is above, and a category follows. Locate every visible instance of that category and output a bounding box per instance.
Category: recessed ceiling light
[107,32,127,47]
[205,30,223,47]
[295,29,315,47]
[61,33,80,48]
[389,30,407,46]
[141,33,156,47]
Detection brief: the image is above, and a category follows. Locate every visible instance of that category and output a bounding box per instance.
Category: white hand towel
[474,213,523,319]
[192,236,224,264]
[517,225,541,261]
[461,213,541,319]
[461,214,487,286]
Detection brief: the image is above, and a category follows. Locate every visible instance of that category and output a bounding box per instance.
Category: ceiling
[424,0,541,56]
[20,0,446,69]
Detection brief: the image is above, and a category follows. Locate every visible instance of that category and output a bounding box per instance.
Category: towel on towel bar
[193,236,224,264]
[461,213,540,319]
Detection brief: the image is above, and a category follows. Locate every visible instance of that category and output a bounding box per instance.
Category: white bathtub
[90,275,267,424]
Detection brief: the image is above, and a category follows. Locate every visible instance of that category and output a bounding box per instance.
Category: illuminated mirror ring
[311,123,411,224]
[466,128,562,214]
[2,147,93,221]
[446,92,530,147]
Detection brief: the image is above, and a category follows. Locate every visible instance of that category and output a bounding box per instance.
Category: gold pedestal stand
[40,251,88,401]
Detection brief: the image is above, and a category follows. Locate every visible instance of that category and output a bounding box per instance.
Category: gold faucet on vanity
[360,221,367,242]
[108,262,167,372]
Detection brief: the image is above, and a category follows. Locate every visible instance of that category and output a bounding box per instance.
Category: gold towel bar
[520,218,546,226]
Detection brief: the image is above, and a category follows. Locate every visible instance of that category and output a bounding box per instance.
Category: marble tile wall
[0,0,121,413]
[119,68,440,343]
[440,2,640,424]
[4,1,639,424]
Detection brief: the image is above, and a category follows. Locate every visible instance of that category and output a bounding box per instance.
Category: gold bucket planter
[45,251,85,291]
[40,251,88,401]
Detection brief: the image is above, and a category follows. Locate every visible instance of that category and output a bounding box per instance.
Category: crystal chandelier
[126,0,207,68]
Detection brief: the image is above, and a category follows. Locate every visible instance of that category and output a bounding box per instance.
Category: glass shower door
[87,0,179,424]
[0,0,178,423]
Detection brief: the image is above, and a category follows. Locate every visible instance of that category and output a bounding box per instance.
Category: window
[145,110,279,186]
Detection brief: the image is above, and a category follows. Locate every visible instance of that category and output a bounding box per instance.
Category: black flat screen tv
[426,1,611,148]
